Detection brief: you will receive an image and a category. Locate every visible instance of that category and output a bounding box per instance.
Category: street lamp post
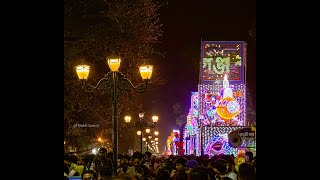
[75,55,154,175]
[125,112,159,153]
[143,134,158,153]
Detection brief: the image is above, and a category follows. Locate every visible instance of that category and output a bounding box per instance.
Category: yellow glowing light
[75,65,90,80]
[124,116,131,123]
[145,129,151,133]
[152,116,158,123]
[137,131,142,136]
[107,55,121,72]
[139,65,153,80]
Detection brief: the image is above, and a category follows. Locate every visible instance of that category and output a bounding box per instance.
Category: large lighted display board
[201,41,246,84]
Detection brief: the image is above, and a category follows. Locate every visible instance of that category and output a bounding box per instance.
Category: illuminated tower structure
[184,41,255,157]
[184,92,199,155]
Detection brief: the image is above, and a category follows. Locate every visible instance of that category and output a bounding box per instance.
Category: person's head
[128,157,134,166]
[189,166,210,180]
[162,158,173,168]
[77,155,87,165]
[145,151,152,158]
[238,163,256,180]
[82,170,98,180]
[161,165,172,174]
[98,148,107,157]
[69,155,79,164]
[245,152,254,162]
[174,157,188,171]
[155,169,171,180]
[133,157,141,168]
[132,152,143,161]
[175,169,188,180]
[185,159,199,174]
[120,158,128,167]
[214,158,229,175]
[207,160,215,170]
[221,154,234,172]
[107,152,114,160]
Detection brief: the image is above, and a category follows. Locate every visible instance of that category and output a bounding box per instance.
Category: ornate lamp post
[75,55,154,175]
[124,111,159,153]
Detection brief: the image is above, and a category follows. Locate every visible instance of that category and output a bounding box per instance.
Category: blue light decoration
[206,108,214,117]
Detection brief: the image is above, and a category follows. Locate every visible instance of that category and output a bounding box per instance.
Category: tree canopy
[64,0,166,151]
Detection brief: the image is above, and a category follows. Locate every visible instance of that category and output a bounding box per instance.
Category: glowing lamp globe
[107,55,121,72]
[139,65,153,80]
[154,131,159,136]
[137,131,142,136]
[75,65,90,80]
[146,129,151,133]
[139,111,145,119]
[124,116,131,123]
[152,115,159,123]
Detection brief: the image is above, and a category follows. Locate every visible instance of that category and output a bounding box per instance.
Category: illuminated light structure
[183,41,255,157]
[165,130,181,156]
[184,92,199,155]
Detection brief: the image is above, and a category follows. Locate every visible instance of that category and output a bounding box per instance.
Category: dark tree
[64,0,167,151]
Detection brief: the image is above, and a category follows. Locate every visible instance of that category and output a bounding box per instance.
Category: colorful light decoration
[166,130,181,156]
[216,96,240,120]
[216,74,240,121]
[182,41,254,157]
[203,126,242,155]
[204,135,237,156]
[198,83,246,126]
[191,92,199,119]
[201,41,245,84]
[205,126,242,135]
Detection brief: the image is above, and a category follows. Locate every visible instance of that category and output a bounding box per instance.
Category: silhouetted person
[156,169,171,180]
[189,166,210,180]
[237,163,256,180]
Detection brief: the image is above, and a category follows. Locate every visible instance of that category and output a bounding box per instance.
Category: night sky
[142,0,256,152]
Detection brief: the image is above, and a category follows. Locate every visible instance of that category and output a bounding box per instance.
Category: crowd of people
[64,148,256,180]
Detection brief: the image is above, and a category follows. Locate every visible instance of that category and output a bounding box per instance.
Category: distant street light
[125,112,159,153]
